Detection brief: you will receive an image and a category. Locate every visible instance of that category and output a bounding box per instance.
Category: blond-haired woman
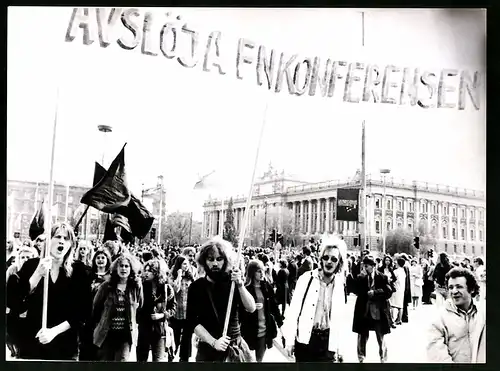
[12,222,91,360]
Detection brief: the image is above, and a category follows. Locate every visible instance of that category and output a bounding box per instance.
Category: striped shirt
[110,288,127,331]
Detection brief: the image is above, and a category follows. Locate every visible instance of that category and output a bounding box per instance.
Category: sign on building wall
[336,188,359,222]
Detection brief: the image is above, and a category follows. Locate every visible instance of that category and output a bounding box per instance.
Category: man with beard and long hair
[185,237,256,362]
[282,235,347,362]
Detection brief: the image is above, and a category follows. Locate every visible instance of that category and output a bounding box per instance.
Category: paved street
[6,294,436,363]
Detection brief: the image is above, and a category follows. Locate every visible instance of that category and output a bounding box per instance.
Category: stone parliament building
[202,164,486,258]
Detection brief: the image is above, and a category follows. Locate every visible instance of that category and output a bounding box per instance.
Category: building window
[375,199,380,208]
[461,229,465,240]
[454,244,457,253]
[481,246,484,255]
[375,221,380,233]
[461,209,465,218]
[479,230,483,242]
[444,243,448,252]
[470,210,475,219]
[408,202,413,212]
[470,230,474,241]
[398,201,402,211]
[479,210,484,220]
[453,207,457,217]
[56,193,62,203]
[387,200,391,210]
[386,222,391,231]
[408,223,413,230]
[433,205,437,214]
[443,227,447,239]
[421,203,425,213]
[452,228,456,239]
[69,196,74,203]
[472,245,475,254]
[463,245,466,254]
[444,206,448,215]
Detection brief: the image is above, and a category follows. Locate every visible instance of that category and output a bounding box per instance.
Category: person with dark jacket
[432,252,452,307]
[287,258,298,299]
[136,259,176,362]
[297,246,314,278]
[421,259,434,304]
[275,259,290,316]
[10,223,91,360]
[352,256,393,363]
[241,260,283,362]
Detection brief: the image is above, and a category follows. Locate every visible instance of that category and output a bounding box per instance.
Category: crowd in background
[6,225,486,362]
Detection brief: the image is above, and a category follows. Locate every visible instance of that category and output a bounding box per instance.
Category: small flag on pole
[29,201,45,241]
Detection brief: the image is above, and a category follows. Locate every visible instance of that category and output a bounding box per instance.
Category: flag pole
[222,102,269,337]
[42,86,60,330]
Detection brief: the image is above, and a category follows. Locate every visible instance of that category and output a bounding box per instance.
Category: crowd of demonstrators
[6,228,486,363]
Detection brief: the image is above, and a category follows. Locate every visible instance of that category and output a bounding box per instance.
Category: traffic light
[150,228,156,240]
[413,236,420,249]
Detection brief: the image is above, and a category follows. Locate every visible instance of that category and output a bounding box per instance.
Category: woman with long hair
[170,255,195,362]
[136,259,177,362]
[92,253,143,361]
[378,255,397,291]
[9,222,91,360]
[240,259,283,362]
[74,240,93,268]
[79,248,112,361]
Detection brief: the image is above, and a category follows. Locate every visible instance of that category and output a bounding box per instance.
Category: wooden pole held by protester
[42,87,59,330]
[222,103,268,337]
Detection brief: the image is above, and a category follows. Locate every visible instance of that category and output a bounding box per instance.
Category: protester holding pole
[11,222,91,360]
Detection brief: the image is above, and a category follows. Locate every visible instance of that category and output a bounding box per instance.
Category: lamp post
[157,175,164,245]
[380,168,391,254]
[97,125,112,240]
[263,198,268,248]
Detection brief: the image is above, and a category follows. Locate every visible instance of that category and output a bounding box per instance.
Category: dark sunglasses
[321,255,339,263]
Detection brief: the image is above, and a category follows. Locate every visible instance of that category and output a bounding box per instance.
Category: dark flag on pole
[336,188,360,222]
[81,144,131,212]
[94,161,154,239]
[29,201,45,241]
[115,195,155,239]
[103,215,134,244]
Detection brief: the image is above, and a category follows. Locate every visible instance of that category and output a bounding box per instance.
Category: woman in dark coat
[420,259,434,304]
[240,260,283,362]
[10,222,91,360]
[275,259,290,316]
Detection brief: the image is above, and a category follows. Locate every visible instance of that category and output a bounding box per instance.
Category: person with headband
[282,235,347,362]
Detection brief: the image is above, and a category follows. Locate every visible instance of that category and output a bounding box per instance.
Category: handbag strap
[297,272,314,336]
[205,279,221,325]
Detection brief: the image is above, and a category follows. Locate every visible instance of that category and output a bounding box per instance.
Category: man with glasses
[283,236,347,362]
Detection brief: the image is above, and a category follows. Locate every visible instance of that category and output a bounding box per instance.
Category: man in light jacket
[427,267,485,363]
[282,235,347,362]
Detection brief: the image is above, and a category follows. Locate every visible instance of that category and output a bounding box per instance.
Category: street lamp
[97,125,113,239]
[263,197,268,248]
[380,169,391,254]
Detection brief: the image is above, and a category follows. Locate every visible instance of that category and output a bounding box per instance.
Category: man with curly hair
[427,267,485,363]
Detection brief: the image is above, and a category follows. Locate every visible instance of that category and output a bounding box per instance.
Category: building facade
[202,168,486,257]
[7,180,101,240]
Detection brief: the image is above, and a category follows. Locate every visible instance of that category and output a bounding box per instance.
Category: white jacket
[282,269,346,353]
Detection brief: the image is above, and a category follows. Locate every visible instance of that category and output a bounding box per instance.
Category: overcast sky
[7,7,486,219]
